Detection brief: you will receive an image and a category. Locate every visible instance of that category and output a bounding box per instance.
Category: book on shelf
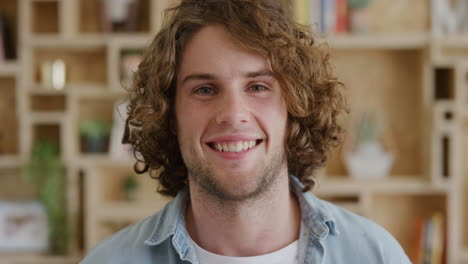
[410,212,446,264]
[296,0,349,35]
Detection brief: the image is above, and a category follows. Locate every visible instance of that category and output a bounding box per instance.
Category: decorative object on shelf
[431,0,468,35]
[101,0,140,32]
[0,14,16,61]
[348,0,372,33]
[409,211,445,264]
[79,119,112,153]
[23,140,68,255]
[110,100,133,160]
[120,49,142,89]
[0,201,48,252]
[343,111,395,180]
[122,174,139,201]
[40,59,66,90]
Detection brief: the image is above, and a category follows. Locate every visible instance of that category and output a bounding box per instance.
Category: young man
[82,0,410,263]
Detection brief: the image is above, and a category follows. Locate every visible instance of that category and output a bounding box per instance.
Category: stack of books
[410,212,446,264]
[295,0,349,34]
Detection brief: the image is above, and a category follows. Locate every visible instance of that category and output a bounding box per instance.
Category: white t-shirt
[188,236,299,264]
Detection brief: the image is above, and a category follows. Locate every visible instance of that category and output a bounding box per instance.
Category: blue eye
[249,85,267,92]
[195,86,215,95]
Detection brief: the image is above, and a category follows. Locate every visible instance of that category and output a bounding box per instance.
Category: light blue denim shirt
[82,176,411,263]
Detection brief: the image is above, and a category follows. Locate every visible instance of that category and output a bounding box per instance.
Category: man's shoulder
[315,197,410,263]
[80,210,163,263]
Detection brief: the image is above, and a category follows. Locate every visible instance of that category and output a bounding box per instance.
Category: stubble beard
[185,145,286,204]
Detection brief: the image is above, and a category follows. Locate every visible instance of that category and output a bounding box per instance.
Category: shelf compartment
[89,165,170,205]
[33,47,108,88]
[30,94,66,112]
[369,193,447,261]
[77,97,120,154]
[434,67,455,100]
[33,123,61,155]
[0,77,18,156]
[0,168,37,200]
[84,165,171,249]
[325,50,425,178]
[0,0,18,60]
[79,0,150,34]
[31,0,60,34]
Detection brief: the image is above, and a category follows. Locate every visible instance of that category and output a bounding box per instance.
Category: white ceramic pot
[345,142,394,180]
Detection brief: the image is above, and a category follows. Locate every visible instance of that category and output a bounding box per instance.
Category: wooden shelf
[461,250,468,262]
[328,33,429,50]
[433,34,468,48]
[74,155,134,167]
[314,176,448,195]
[2,0,464,261]
[0,155,21,168]
[0,61,19,76]
[29,112,66,123]
[0,253,81,264]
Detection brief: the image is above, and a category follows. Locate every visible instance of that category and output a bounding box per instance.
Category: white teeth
[228,144,236,152]
[213,140,259,152]
[236,142,243,152]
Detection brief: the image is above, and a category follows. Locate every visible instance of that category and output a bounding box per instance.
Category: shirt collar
[289,175,340,239]
[144,175,339,249]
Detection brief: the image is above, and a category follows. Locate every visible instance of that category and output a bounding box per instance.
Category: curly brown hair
[123,0,347,197]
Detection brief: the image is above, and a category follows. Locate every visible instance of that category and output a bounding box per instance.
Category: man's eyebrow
[181,70,274,84]
[245,70,274,78]
[182,73,216,84]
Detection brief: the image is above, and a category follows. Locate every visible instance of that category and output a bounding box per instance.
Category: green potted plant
[122,174,139,201]
[23,139,68,255]
[348,0,372,33]
[344,112,394,179]
[79,119,112,153]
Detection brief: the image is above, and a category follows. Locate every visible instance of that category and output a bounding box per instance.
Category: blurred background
[0,0,467,263]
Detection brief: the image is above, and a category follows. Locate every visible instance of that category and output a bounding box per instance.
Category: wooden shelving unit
[0,0,467,263]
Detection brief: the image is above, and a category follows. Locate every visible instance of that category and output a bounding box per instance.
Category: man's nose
[215,91,250,126]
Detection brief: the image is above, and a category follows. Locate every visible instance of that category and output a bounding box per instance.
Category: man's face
[175,25,288,201]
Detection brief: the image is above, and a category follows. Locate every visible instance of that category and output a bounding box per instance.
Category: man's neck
[185,172,301,257]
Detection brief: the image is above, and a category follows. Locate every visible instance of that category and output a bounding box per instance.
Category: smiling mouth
[207,139,263,153]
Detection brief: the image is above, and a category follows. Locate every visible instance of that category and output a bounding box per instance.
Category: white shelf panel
[74,155,134,167]
[434,34,468,48]
[314,176,448,195]
[327,34,429,50]
[0,155,21,168]
[461,251,468,262]
[0,61,19,76]
[29,112,66,123]
[29,34,152,49]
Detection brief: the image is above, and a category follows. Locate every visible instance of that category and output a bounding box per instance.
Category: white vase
[345,142,394,180]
